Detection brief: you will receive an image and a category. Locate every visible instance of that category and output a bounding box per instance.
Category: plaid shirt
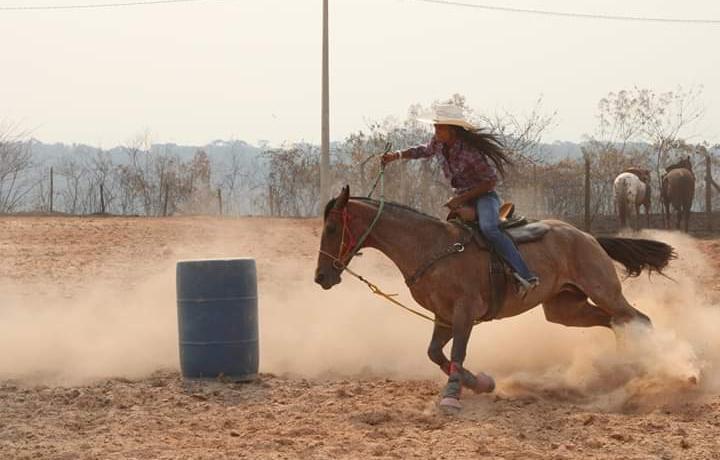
[400,136,498,193]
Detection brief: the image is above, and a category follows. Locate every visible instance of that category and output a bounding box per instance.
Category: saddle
[446,201,550,247]
[447,201,550,322]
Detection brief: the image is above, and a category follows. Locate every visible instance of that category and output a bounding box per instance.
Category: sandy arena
[1,216,720,459]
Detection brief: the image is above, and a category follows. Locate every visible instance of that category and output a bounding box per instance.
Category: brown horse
[315,186,675,413]
[661,157,695,232]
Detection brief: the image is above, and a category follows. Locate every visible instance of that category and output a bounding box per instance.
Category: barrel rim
[177,257,256,263]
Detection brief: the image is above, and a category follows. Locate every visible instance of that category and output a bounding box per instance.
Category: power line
[408,0,720,25]
[0,0,206,10]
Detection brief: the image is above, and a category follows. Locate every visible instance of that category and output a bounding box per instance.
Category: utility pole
[320,0,330,209]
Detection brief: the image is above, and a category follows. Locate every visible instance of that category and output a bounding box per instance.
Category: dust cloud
[0,268,179,386]
[1,224,719,412]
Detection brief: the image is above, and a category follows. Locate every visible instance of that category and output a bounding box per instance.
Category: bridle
[318,169,386,272]
[319,207,359,271]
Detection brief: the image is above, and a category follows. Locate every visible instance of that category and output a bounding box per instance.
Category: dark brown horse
[661,157,695,232]
[315,186,675,413]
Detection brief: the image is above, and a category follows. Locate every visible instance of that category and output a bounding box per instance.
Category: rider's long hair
[455,127,512,178]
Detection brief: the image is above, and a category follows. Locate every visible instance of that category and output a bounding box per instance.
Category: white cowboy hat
[416,104,477,131]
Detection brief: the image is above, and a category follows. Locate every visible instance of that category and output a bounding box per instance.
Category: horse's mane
[323,196,441,222]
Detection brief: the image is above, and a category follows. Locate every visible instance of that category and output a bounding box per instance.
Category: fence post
[49,167,54,213]
[100,183,106,214]
[532,163,538,216]
[163,185,169,217]
[584,155,591,232]
[707,153,713,231]
[217,188,223,216]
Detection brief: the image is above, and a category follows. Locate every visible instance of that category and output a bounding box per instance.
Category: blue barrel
[176,258,258,381]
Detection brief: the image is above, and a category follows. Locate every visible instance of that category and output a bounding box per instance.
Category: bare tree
[591,86,704,186]
[56,156,86,214]
[86,149,115,214]
[263,143,320,217]
[0,126,35,213]
[479,97,558,163]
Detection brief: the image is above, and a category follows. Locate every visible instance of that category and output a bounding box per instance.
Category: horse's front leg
[428,323,494,394]
[439,301,477,413]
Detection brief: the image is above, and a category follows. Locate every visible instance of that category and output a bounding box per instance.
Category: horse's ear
[334,185,350,209]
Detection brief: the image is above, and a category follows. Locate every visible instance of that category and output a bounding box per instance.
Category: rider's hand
[381,152,400,166]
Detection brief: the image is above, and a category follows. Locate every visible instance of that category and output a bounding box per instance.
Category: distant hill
[29,138,264,167]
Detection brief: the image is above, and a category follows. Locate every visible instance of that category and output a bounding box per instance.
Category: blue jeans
[476,192,534,280]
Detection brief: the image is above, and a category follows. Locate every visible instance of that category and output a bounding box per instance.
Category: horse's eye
[326,224,337,235]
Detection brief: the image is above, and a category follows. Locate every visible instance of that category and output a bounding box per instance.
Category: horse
[315,186,675,413]
[661,157,695,232]
[613,167,651,231]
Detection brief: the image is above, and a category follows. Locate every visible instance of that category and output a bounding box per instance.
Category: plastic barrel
[176,258,258,381]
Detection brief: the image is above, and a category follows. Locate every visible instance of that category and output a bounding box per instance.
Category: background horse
[661,157,695,232]
[613,167,651,230]
[315,186,675,413]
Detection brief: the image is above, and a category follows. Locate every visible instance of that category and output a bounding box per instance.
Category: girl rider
[381,105,539,297]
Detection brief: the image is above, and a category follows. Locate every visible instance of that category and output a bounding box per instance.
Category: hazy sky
[1,0,719,147]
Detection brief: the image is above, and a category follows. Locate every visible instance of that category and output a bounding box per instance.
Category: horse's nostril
[315,273,325,284]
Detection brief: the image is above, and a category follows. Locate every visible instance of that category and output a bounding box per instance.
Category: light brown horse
[315,186,675,413]
[661,157,695,232]
[613,168,652,231]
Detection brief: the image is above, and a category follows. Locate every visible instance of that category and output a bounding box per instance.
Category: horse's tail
[614,177,628,227]
[597,236,676,277]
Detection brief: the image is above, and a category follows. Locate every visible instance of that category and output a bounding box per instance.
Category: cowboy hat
[416,104,477,131]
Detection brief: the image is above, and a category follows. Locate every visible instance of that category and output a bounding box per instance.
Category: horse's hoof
[439,397,462,415]
[473,372,495,393]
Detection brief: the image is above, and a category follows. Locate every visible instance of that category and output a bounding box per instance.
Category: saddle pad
[507,221,550,243]
[473,221,550,249]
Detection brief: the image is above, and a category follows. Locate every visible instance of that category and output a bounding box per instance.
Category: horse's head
[315,185,351,290]
[665,156,693,174]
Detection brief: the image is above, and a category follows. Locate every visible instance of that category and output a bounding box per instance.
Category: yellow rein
[318,249,451,328]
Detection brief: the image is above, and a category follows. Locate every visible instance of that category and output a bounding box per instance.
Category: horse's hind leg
[576,259,651,327]
[586,286,650,327]
[542,290,612,328]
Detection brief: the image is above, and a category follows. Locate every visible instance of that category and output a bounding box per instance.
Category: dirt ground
[1,216,720,459]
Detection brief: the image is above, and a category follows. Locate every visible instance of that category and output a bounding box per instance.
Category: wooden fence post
[100,183,106,214]
[532,163,538,216]
[49,167,54,213]
[584,155,591,232]
[707,153,713,231]
[163,186,169,217]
